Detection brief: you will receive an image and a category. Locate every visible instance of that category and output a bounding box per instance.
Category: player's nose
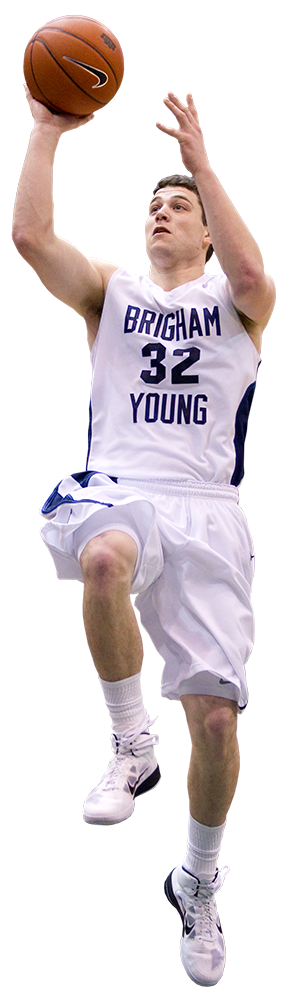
[156,205,169,220]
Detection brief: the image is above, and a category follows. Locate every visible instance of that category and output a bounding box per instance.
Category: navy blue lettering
[161,313,175,341]
[124,305,141,333]
[130,390,209,425]
[125,304,221,340]
[138,309,156,335]
[203,306,221,336]
[141,343,166,384]
[176,308,187,341]
[153,313,164,337]
[177,394,192,424]
[161,394,176,423]
[130,392,144,422]
[193,394,208,424]
[172,347,200,384]
[145,393,159,422]
[189,308,203,337]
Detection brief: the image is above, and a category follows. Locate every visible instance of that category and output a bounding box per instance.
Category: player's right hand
[156,92,209,177]
[25,86,94,133]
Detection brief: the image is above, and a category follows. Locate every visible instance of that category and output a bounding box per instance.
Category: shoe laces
[98,718,159,793]
[192,897,217,942]
[99,752,131,792]
[185,867,229,942]
[111,717,159,757]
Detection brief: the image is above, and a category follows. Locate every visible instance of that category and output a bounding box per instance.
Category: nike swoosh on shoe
[184,920,195,937]
[127,780,139,796]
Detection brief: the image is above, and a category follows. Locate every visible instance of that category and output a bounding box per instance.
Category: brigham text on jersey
[124,304,221,340]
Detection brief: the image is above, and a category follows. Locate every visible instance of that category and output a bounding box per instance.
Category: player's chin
[147,237,174,256]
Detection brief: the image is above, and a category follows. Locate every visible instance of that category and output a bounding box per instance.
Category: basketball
[23,15,124,116]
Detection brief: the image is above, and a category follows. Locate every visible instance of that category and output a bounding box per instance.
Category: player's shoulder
[195,270,235,313]
[89,259,120,295]
[89,257,143,295]
[201,270,228,296]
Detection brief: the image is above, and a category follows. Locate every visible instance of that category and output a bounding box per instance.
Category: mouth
[153,226,171,236]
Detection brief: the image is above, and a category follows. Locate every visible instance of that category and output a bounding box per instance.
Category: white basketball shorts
[41,472,255,712]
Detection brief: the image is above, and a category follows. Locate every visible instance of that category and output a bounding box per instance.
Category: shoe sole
[84,813,130,825]
[83,764,161,825]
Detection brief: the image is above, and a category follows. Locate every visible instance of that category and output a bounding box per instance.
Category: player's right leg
[80,530,160,824]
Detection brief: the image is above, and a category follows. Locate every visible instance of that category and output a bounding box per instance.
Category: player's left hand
[156,93,210,176]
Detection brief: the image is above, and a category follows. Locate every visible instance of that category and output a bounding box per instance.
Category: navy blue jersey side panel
[231,382,256,487]
[86,399,92,470]
[86,392,119,481]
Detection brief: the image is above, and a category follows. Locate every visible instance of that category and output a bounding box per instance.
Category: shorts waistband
[118,477,239,501]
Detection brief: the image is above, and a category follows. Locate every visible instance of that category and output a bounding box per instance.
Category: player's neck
[148,261,206,291]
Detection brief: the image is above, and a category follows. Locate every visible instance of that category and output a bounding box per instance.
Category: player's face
[145,187,210,267]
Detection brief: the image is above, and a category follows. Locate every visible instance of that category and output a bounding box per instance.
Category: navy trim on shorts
[70,470,118,485]
[41,470,119,515]
[41,487,114,515]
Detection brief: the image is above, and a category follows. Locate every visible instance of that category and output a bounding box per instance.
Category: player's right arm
[12,91,118,335]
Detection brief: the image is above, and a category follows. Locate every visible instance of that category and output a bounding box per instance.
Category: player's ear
[203,228,212,252]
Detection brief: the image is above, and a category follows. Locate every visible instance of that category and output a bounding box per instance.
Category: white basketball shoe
[83,726,160,824]
[164,865,229,987]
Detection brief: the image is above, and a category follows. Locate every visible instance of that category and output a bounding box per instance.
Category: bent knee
[80,531,138,592]
[203,705,237,746]
[182,694,238,749]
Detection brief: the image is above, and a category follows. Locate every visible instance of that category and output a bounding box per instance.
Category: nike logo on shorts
[219,679,231,685]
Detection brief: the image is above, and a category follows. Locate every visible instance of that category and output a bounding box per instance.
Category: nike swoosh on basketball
[62,57,108,88]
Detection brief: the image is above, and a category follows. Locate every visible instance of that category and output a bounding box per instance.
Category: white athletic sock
[99,672,150,738]
[183,814,226,881]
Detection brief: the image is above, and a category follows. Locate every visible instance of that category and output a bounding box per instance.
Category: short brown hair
[153,174,214,262]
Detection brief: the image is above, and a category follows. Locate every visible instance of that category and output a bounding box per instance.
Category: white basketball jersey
[86,269,260,484]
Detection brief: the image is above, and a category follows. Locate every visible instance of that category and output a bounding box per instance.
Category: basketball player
[13,89,275,987]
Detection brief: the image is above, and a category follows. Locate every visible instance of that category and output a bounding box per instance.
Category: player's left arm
[157,93,276,331]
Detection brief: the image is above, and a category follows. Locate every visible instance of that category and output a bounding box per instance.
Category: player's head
[146,174,213,270]
[152,175,214,263]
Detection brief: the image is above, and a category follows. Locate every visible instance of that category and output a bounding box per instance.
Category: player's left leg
[181,693,239,826]
[164,694,239,987]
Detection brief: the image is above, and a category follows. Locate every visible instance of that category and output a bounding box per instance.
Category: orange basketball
[24,15,124,116]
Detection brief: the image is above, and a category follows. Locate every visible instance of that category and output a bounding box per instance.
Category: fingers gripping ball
[24,15,124,116]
